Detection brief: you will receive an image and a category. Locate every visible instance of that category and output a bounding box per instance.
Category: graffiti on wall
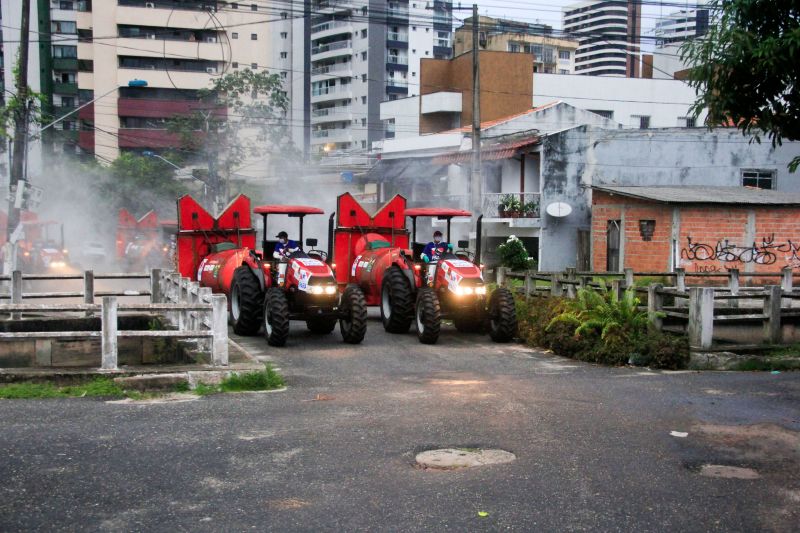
[681,235,800,271]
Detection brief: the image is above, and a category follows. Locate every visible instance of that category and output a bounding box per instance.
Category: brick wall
[591,191,800,273]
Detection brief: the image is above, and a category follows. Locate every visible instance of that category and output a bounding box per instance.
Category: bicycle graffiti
[681,235,800,267]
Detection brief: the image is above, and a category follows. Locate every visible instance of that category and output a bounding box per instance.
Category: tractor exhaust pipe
[475,215,483,266]
[328,212,334,265]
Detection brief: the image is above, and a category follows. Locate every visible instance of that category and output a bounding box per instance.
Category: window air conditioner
[145,2,155,8]
[205,36,216,43]
[206,67,216,74]
[146,64,156,70]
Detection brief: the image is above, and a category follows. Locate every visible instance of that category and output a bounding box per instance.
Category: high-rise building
[74,0,273,163]
[454,16,578,75]
[304,0,453,155]
[562,0,641,77]
[653,6,710,46]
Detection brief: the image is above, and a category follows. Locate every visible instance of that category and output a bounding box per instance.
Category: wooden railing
[498,266,800,350]
[0,269,228,369]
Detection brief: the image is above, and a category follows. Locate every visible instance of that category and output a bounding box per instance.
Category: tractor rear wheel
[306,317,337,334]
[488,287,517,343]
[381,266,414,333]
[230,266,264,336]
[415,288,441,344]
[263,287,290,347]
[340,284,368,344]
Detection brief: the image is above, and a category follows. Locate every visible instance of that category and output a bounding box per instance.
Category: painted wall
[538,126,800,271]
[592,191,800,274]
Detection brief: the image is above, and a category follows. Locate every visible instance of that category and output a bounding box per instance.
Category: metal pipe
[328,213,335,265]
[475,214,483,266]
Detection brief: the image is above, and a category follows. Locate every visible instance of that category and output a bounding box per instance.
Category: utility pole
[5,0,32,271]
[470,3,482,215]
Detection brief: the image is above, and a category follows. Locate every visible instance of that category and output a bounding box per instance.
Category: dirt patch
[699,464,761,479]
[693,423,800,463]
[266,498,310,510]
[106,393,200,405]
[416,448,516,470]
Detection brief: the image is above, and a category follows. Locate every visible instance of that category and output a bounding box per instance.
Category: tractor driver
[273,231,300,286]
[420,231,450,264]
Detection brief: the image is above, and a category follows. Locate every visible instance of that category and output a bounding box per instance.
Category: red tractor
[330,193,517,344]
[176,194,366,346]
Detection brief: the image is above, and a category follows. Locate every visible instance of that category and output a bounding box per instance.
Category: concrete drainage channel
[415,448,516,470]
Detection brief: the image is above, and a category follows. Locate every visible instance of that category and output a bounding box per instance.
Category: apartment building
[562,0,641,77]
[453,16,578,75]
[652,5,712,80]
[1,0,81,159]
[75,0,274,162]
[305,0,453,155]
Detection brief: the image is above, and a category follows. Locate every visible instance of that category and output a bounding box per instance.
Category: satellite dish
[545,202,572,217]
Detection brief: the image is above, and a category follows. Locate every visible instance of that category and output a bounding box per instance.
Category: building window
[251,33,258,40]
[508,43,520,53]
[362,140,367,149]
[742,170,776,190]
[251,63,258,69]
[60,97,75,107]
[558,69,569,74]
[281,12,288,19]
[362,6,367,15]
[412,71,416,76]
[280,71,287,78]
[679,116,696,128]
[280,32,288,39]
[589,109,613,119]
[231,2,238,8]
[361,74,367,82]
[51,20,77,34]
[232,62,239,68]
[412,26,417,31]
[361,118,366,126]
[53,45,78,58]
[607,220,621,272]
[232,32,238,39]
[361,96,367,104]
[361,29,367,38]
[559,50,571,60]
[632,115,650,129]
[280,51,288,59]
[361,51,367,60]
[251,3,257,10]
[60,1,74,9]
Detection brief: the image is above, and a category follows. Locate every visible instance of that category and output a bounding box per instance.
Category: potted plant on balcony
[499,195,522,217]
[522,200,539,218]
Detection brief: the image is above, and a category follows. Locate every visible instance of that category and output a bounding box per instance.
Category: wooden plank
[0,303,99,311]
[94,273,150,279]
[714,314,768,322]
[118,303,212,311]
[117,330,213,338]
[0,331,100,339]
[22,292,85,299]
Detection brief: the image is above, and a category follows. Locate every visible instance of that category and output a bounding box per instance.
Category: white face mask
[279,238,287,244]
[434,237,442,243]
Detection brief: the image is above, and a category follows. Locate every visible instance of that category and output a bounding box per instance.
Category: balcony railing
[435,38,450,48]
[311,84,352,97]
[311,39,351,55]
[312,105,351,118]
[386,54,409,65]
[311,62,352,76]
[482,193,541,218]
[386,79,408,87]
[311,20,350,33]
[386,8,409,18]
[387,31,409,42]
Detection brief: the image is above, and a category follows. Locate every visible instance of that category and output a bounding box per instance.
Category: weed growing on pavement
[0,378,125,399]
[220,364,284,392]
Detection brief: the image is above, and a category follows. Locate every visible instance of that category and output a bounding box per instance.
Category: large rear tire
[306,317,337,334]
[230,266,264,336]
[488,287,517,343]
[340,284,368,344]
[415,288,441,344]
[263,287,290,347]
[380,266,414,333]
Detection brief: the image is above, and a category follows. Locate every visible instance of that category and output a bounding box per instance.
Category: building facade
[305,0,453,155]
[453,16,578,74]
[653,6,710,46]
[562,0,641,77]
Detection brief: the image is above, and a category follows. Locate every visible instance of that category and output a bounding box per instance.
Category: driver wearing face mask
[420,230,450,263]
[273,231,300,260]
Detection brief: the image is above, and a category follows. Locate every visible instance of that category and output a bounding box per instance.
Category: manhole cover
[699,464,760,479]
[415,448,516,470]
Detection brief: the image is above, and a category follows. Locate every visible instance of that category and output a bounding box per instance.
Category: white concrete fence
[499,266,800,350]
[0,269,228,369]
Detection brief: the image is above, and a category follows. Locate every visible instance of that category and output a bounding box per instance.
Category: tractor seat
[212,242,238,253]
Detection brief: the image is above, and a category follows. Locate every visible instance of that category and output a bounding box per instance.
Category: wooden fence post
[565,267,577,299]
[11,270,22,321]
[84,270,94,317]
[781,266,793,308]
[675,268,687,308]
[101,296,118,370]
[624,268,634,289]
[688,287,714,350]
[764,285,783,345]
[150,268,162,304]
[211,294,229,366]
[524,271,531,302]
[728,268,739,309]
[610,279,624,301]
[496,267,506,288]
[550,273,563,297]
[647,283,664,331]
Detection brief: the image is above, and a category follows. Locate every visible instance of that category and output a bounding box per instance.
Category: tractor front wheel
[415,288,441,344]
[230,266,264,336]
[488,287,517,343]
[340,284,367,344]
[381,266,414,333]
[263,287,290,347]
[306,317,337,334]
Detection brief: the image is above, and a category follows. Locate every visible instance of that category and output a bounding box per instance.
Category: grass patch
[193,382,221,396]
[733,358,800,372]
[220,364,284,392]
[0,377,124,400]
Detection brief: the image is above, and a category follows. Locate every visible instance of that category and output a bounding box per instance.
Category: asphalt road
[1,312,799,532]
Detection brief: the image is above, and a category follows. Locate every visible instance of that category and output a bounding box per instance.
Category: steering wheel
[308,249,328,262]
[455,250,475,261]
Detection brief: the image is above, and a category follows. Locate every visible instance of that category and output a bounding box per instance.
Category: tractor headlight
[475,286,487,295]
[50,261,66,268]
[324,285,337,295]
[310,285,325,295]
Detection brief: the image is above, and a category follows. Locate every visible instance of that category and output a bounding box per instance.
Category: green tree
[167,69,294,209]
[681,1,800,171]
[94,152,187,214]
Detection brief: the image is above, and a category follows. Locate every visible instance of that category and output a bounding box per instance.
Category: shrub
[497,235,532,271]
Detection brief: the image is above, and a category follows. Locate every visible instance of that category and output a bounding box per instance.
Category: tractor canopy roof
[404,208,472,219]
[254,205,325,216]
